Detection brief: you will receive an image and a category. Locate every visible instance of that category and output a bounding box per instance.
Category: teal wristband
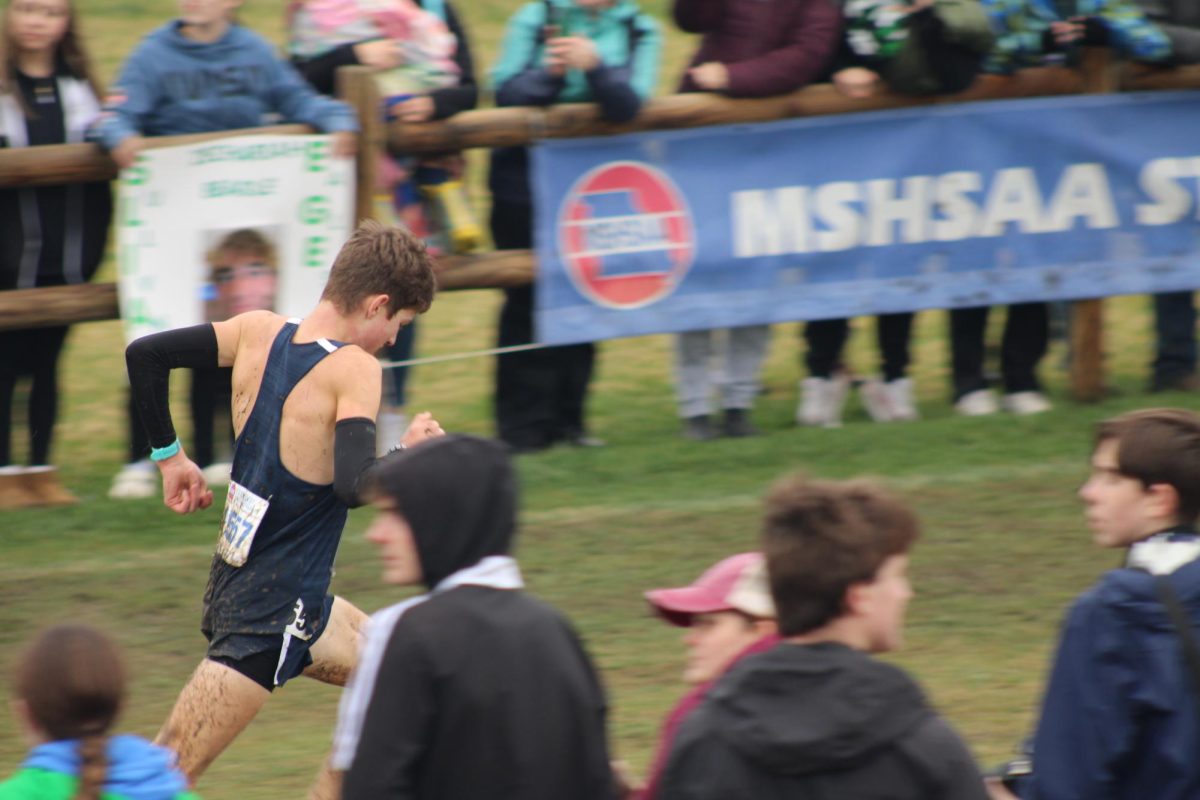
[150,438,181,462]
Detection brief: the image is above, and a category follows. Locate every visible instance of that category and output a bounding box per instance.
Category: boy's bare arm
[331,349,445,451]
[333,348,385,423]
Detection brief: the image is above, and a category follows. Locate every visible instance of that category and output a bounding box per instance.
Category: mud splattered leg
[303,595,368,687]
[303,596,369,800]
[155,659,270,784]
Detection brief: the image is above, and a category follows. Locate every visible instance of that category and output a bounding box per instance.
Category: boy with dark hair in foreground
[659,475,987,800]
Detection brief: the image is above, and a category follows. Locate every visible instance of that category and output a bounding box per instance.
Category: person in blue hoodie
[95,0,359,503]
[989,408,1200,800]
[488,0,661,454]
[0,624,197,800]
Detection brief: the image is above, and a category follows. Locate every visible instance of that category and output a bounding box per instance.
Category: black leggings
[491,200,595,449]
[190,367,234,468]
[0,326,71,466]
[948,304,1048,399]
[804,314,914,382]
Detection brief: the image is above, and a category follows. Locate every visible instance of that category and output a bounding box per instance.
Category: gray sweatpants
[674,325,771,418]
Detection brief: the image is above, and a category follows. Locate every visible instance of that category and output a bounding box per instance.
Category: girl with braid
[0,625,198,800]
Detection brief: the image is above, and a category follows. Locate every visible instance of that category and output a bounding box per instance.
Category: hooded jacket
[1018,537,1200,800]
[0,735,198,800]
[640,634,779,800]
[332,436,616,800]
[92,21,357,152]
[658,642,988,800]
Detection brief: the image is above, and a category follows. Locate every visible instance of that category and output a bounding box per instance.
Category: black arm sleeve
[335,417,399,508]
[291,44,362,96]
[125,324,219,451]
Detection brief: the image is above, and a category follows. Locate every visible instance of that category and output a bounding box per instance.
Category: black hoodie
[340,435,617,800]
[659,641,988,800]
[376,434,518,588]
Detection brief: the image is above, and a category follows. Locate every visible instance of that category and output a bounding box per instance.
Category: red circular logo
[557,161,695,309]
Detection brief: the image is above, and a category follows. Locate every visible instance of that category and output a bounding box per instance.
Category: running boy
[125,220,442,785]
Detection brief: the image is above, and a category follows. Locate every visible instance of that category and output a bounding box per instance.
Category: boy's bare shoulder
[325,344,381,379]
[220,309,286,347]
[237,309,287,335]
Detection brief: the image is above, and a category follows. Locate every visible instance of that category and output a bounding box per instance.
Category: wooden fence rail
[3,56,1200,398]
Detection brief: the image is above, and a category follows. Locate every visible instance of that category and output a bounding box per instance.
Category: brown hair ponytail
[74,733,108,800]
[13,625,126,800]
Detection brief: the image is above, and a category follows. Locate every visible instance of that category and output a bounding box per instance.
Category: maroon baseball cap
[645,552,775,627]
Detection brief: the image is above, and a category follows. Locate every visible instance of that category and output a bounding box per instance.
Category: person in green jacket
[0,624,198,800]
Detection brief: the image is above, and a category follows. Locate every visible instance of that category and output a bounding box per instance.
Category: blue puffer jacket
[92,21,357,151]
[1018,536,1200,800]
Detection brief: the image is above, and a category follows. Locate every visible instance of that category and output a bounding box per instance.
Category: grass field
[1,1,1193,796]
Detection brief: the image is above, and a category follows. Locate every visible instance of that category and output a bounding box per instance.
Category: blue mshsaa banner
[530,90,1200,345]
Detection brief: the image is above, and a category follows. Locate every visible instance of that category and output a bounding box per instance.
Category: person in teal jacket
[0,624,197,800]
[488,0,661,454]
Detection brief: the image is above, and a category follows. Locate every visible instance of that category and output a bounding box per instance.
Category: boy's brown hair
[1096,408,1200,525]
[321,220,437,317]
[762,475,919,637]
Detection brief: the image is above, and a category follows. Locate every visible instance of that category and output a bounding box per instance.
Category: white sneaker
[955,388,999,417]
[797,376,850,428]
[1002,391,1052,416]
[376,411,409,456]
[201,461,233,488]
[108,460,158,500]
[860,377,919,422]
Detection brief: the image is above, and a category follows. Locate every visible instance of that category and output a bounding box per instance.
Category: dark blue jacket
[1022,539,1200,800]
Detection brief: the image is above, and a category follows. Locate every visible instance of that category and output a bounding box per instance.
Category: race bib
[215,480,271,567]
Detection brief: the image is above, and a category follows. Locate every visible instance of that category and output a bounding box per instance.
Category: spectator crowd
[5,2,1200,796]
[7,407,1200,799]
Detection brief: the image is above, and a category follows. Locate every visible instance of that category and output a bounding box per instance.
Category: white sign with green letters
[116,134,354,343]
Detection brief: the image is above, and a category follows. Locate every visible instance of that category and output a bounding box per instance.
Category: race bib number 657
[216,480,270,567]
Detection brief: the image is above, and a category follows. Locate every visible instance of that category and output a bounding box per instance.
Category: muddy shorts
[204,594,335,691]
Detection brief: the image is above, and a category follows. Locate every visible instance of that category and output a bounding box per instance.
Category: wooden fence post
[338,66,381,225]
[1070,48,1120,402]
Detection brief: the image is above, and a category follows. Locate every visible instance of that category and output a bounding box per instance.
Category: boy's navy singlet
[202,319,348,642]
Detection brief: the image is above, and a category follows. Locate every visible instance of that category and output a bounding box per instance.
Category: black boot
[682,415,717,441]
[723,408,759,437]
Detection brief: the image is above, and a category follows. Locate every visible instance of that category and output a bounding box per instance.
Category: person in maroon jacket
[633,552,779,800]
[670,0,840,441]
